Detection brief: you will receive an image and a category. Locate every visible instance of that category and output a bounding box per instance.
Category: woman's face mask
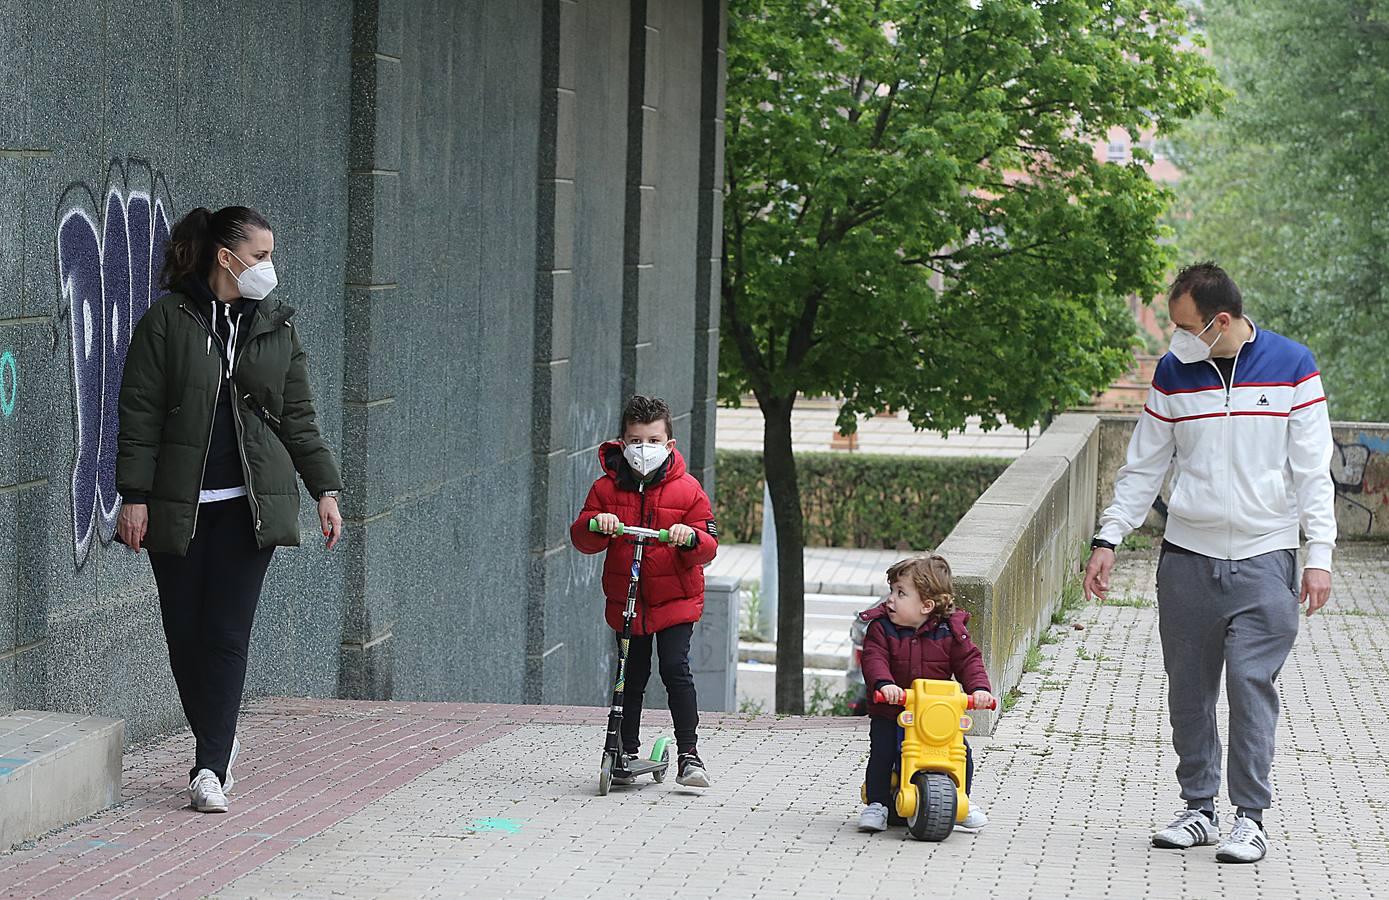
[223,249,278,301]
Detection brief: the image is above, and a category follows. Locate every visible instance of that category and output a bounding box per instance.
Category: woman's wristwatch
[318,490,341,500]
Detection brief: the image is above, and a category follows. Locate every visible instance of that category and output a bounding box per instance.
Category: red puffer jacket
[858,601,991,720]
[570,442,719,636]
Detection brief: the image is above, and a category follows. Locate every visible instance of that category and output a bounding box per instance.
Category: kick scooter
[588,517,692,795]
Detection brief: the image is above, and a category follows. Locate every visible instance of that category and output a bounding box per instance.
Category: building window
[1106,140,1126,163]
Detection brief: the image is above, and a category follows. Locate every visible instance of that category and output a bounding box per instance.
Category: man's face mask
[1169,316,1220,364]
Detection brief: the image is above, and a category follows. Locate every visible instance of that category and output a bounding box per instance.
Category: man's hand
[1083,548,1116,602]
[117,503,148,553]
[668,523,695,547]
[879,684,905,705]
[1300,567,1332,617]
[594,513,621,535]
[971,690,995,710]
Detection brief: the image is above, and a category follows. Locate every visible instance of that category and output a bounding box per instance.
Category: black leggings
[865,715,974,807]
[149,498,274,784]
[617,622,699,755]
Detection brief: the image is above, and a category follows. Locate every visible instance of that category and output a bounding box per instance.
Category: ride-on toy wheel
[906,771,957,842]
[599,751,615,796]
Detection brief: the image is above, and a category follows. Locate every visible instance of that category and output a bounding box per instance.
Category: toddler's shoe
[1151,808,1220,849]
[956,802,988,832]
[858,803,889,832]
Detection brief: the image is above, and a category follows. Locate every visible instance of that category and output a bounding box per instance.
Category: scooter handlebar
[870,689,998,711]
[587,518,694,547]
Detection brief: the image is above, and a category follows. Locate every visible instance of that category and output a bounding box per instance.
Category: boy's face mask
[622,441,671,477]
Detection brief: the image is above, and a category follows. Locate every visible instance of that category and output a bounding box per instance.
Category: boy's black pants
[865,715,974,807]
[149,498,274,785]
[617,622,699,755]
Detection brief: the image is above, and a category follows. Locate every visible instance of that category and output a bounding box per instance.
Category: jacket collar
[598,440,687,490]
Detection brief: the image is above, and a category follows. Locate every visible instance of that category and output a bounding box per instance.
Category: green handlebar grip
[658,529,671,543]
[588,519,625,535]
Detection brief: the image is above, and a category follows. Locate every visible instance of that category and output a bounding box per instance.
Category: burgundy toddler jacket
[570,442,719,636]
[858,601,992,719]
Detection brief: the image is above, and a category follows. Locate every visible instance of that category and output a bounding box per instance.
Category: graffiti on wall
[56,158,173,567]
[0,350,15,417]
[1331,432,1389,536]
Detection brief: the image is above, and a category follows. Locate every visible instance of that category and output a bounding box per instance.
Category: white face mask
[224,249,278,301]
[623,442,671,477]
[1169,316,1219,364]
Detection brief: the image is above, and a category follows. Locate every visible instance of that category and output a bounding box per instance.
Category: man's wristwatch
[1090,536,1116,551]
[318,490,341,500]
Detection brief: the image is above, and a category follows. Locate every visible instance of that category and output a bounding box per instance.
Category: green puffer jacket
[116,290,343,555]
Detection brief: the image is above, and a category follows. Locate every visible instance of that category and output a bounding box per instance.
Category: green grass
[1075,645,1109,662]
[1002,687,1024,713]
[737,696,766,716]
[1038,629,1060,645]
[804,677,857,716]
[1051,575,1087,626]
[1023,643,1044,673]
[1105,594,1154,609]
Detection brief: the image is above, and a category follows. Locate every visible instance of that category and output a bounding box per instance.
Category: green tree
[1172,0,1389,422]
[723,0,1220,712]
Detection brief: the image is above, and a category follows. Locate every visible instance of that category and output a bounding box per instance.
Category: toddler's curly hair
[886,554,955,616]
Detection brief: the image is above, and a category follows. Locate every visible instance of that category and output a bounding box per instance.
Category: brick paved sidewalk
[3,545,1386,899]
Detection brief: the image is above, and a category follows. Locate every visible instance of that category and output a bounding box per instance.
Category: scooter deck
[614,757,668,778]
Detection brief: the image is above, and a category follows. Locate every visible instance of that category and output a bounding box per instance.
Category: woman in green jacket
[115,205,344,814]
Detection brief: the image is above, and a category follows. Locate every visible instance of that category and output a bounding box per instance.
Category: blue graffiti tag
[56,158,173,567]
[0,351,16,417]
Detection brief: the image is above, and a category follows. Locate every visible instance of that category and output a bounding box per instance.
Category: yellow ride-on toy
[861,678,997,841]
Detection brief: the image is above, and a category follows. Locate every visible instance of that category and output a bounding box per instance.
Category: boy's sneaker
[224,736,240,794]
[611,753,637,786]
[1151,808,1220,849]
[676,751,710,788]
[858,803,889,832]
[956,803,988,833]
[189,768,229,813]
[1216,816,1268,863]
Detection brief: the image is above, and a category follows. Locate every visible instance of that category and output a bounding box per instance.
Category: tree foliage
[1172,0,1389,422]
[723,0,1222,433]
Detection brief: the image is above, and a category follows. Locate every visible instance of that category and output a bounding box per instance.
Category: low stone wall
[936,413,1101,733]
[1096,415,1389,541]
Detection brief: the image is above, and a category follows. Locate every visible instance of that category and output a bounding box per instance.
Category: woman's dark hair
[160,206,271,288]
[1168,261,1243,321]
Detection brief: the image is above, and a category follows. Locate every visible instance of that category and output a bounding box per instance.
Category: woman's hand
[319,496,343,550]
[118,503,149,552]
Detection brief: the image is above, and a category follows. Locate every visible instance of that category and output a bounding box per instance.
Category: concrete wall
[1096,415,1389,541]
[0,0,727,737]
[936,414,1101,733]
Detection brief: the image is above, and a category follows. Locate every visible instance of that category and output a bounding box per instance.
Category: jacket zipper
[180,303,269,540]
[180,305,220,547]
[637,482,647,636]
[1207,335,1248,560]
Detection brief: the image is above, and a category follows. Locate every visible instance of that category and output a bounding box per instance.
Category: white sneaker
[189,768,229,813]
[1216,816,1268,863]
[956,803,989,832]
[676,752,710,788]
[1151,808,1220,849]
[858,803,889,832]
[224,737,240,794]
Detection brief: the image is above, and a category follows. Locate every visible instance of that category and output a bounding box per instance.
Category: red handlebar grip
[965,696,999,711]
[872,690,885,703]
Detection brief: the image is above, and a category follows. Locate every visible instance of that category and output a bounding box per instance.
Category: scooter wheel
[906,772,957,842]
[599,751,615,796]
[652,746,670,783]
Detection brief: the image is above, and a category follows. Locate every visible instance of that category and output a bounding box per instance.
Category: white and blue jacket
[1098,322,1337,570]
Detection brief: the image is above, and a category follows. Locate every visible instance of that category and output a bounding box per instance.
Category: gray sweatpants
[1155,545,1300,812]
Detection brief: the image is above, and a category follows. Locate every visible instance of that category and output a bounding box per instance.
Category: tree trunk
[759,393,805,714]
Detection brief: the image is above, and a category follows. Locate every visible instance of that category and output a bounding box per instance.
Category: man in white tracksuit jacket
[1083,263,1336,865]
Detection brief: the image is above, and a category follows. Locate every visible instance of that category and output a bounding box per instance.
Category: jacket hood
[598,439,688,488]
[857,600,972,637]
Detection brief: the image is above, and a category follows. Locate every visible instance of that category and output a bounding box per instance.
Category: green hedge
[714,450,1010,550]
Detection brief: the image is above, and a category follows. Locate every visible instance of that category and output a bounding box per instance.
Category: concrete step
[0,710,124,851]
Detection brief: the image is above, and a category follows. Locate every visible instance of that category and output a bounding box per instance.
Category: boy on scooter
[571,395,719,788]
[857,554,994,833]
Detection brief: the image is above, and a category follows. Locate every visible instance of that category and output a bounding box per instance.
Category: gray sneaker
[1216,816,1268,863]
[956,802,988,833]
[858,803,889,832]
[189,768,229,813]
[1152,809,1220,849]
